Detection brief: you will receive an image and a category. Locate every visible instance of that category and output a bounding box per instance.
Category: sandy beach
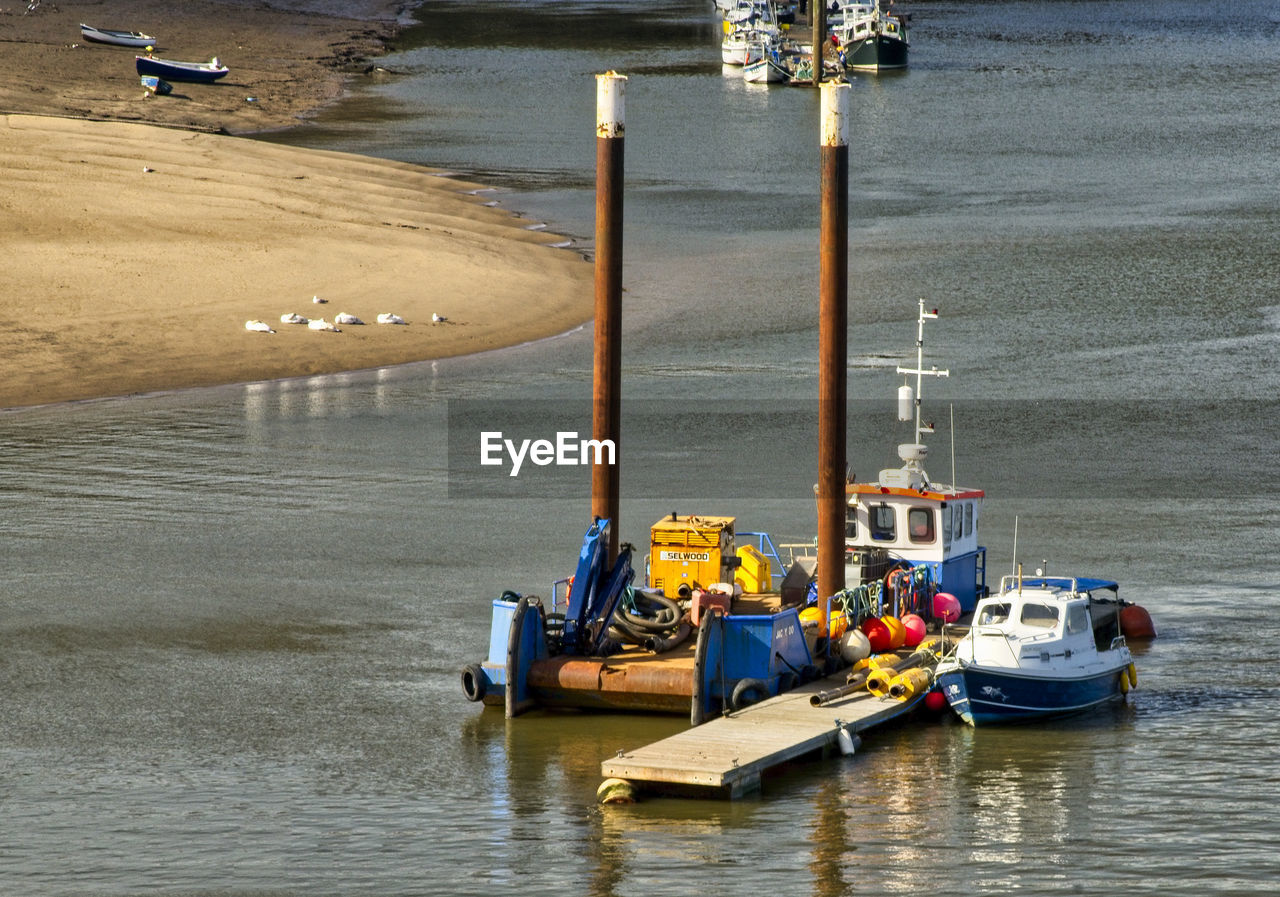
[0,1,594,409]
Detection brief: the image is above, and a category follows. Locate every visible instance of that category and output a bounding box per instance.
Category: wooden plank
[601,673,927,797]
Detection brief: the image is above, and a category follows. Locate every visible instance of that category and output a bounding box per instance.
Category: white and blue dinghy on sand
[80,24,157,48]
[935,573,1141,726]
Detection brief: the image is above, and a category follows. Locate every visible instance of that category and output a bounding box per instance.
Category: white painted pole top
[820,80,849,148]
[596,71,627,138]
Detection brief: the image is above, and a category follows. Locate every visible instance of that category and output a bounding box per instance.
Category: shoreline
[0,2,595,410]
[0,0,408,135]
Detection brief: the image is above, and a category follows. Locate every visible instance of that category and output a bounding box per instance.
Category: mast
[896,299,948,456]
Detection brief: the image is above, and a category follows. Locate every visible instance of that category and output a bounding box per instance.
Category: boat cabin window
[908,507,935,543]
[845,512,857,540]
[965,502,974,537]
[941,503,952,547]
[1020,603,1060,629]
[976,602,1010,625]
[870,504,895,541]
[1066,603,1089,635]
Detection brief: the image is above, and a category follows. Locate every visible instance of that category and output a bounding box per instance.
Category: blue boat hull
[936,663,1127,726]
[136,56,228,83]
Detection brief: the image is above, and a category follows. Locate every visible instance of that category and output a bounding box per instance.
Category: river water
[3,1,1279,894]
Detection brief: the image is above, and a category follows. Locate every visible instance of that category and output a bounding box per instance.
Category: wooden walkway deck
[600,670,928,799]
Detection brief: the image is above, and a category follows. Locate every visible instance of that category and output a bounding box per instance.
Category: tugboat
[459,514,818,723]
[934,572,1139,725]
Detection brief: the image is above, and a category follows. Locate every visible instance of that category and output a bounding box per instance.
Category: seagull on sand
[308,318,341,332]
[280,312,309,325]
[245,320,275,333]
[376,313,407,325]
[334,313,365,325]
[312,295,328,304]
[432,313,448,323]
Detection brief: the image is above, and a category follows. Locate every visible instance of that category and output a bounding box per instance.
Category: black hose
[644,621,691,654]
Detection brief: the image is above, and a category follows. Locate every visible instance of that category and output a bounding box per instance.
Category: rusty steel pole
[592,72,625,563]
[817,80,849,626]
[813,1,826,85]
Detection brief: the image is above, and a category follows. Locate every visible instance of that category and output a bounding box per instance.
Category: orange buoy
[901,613,927,647]
[860,616,891,653]
[1120,604,1157,639]
[880,615,906,649]
[829,608,849,639]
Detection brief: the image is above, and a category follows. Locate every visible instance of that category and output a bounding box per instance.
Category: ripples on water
[4,1,1280,894]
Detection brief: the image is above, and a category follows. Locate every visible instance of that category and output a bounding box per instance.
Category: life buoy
[887,568,910,591]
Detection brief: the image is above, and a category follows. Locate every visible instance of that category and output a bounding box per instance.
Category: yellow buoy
[597,777,637,804]
[800,606,849,639]
[852,653,893,674]
[1127,662,1138,689]
[1119,671,1130,694]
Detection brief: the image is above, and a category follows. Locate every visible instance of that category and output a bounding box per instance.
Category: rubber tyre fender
[460,663,487,703]
[730,677,769,712]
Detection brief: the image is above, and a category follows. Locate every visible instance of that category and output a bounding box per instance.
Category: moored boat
[935,574,1137,725]
[819,301,988,613]
[135,55,229,83]
[80,23,157,48]
[461,304,975,722]
[140,75,172,96]
[828,0,909,72]
[721,0,781,65]
[743,36,792,83]
[461,515,829,722]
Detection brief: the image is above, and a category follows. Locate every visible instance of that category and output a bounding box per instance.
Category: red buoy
[1120,604,1157,639]
[901,613,927,647]
[860,617,891,653]
[924,689,947,713]
[933,591,961,623]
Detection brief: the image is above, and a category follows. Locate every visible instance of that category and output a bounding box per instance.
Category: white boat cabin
[843,442,987,611]
[965,576,1128,672]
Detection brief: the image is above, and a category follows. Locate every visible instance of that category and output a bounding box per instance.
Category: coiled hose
[607,587,690,653]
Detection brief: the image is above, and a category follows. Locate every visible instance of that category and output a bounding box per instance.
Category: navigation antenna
[896,299,950,455]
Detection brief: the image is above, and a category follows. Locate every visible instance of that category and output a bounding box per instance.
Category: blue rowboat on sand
[136,55,229,84]
[140,75,172,96]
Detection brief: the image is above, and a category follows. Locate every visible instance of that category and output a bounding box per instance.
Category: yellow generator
[648,514,736,598]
